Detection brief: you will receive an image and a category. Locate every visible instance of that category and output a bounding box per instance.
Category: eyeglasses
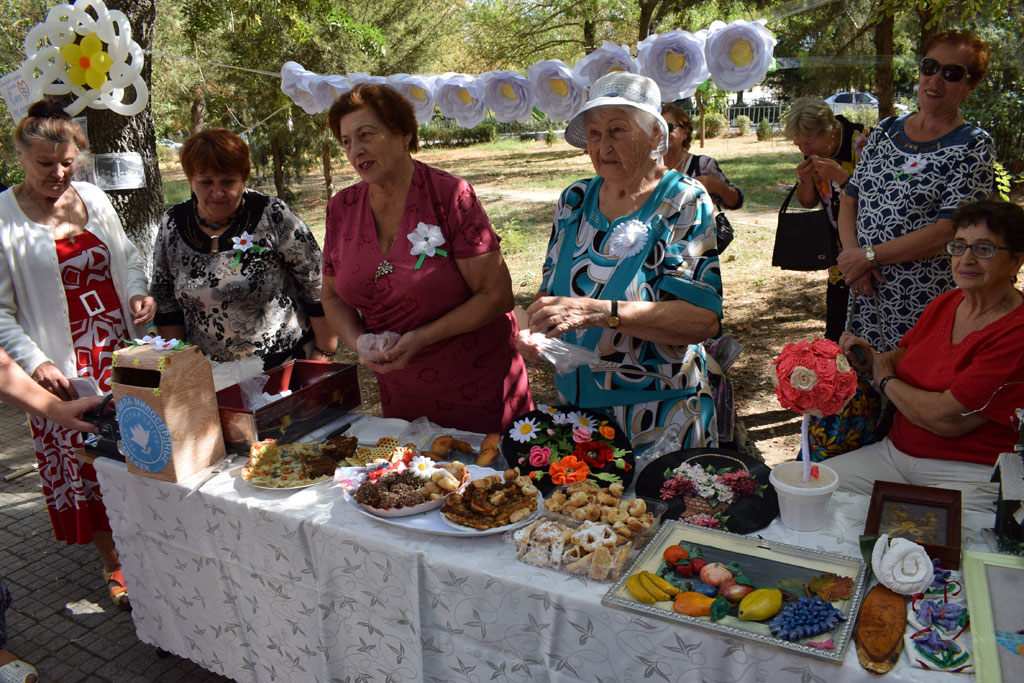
[919,57,972,83]
[666,123,676,133]
[945,240,1010,259]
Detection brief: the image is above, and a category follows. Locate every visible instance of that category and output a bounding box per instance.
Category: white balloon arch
[281,19,777,125]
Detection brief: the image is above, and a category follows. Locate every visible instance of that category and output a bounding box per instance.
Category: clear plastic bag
[356,331,401,363]
[527,332,600,374]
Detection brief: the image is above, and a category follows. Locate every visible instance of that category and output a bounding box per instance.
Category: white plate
[248,477,332,491]
[347,418,410,446]
[347,465,540,536]
[358,496,446,518]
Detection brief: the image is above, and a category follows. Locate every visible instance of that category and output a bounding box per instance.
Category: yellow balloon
[730,40,753,67]
[501,83,517,100]
[85,68,107,90]
[665,52,686,73]
[410,86,426,101]
[61,43,82,65]
[458,88,474,104]
[548,78,568,96]
[93,51,113,73]
[81,33,103,57]
[66,64,87,87]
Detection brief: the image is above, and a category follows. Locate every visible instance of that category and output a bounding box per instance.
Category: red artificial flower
[571,441,614,469]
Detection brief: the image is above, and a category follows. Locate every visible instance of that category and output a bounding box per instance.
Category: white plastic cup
[769,461,840,532]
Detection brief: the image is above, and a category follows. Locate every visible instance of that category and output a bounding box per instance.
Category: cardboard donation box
[112,344,226,482]
[216,360,361,453]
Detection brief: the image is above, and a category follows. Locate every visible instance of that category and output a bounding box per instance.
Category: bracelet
[313,345,337,357]
[839,177,850,190]
[877,375,898,397]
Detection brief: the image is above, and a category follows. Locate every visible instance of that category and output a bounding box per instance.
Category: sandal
[103,568,131,611]
[0,660,38,683]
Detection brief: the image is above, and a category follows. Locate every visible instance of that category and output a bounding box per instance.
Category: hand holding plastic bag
[518,331,600,374]
[356,332,401,364]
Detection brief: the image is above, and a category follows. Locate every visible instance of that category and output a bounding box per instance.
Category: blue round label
[116,396,173,472]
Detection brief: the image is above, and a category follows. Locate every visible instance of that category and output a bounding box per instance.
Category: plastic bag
[209,357,265,393]
[526,332,600,374]
[356,331,401,363]
[632,423,682,484]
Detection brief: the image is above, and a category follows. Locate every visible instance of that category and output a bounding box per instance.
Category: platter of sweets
[602,521,868,662]
[353,453,470,518]
[241,439,335,489]
[543,481,665,548]
[440,468,541,532]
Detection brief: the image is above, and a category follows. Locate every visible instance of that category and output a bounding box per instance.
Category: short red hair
[180,128,251,181]
[922,30,991,83]
[328,83,419,153]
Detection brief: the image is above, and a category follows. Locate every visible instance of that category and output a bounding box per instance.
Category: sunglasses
[666,123,676,133]
[919,57,972,83]
[945,240,1010,259]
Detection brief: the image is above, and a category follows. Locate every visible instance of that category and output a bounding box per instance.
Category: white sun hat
[564,71,669,156]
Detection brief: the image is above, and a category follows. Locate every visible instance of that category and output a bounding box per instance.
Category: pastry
[441,468,538,530]
[854,584,907,674]
[319,434,358,464]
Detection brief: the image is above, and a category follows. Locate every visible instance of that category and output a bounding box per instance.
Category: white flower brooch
[607,219,649,259]
[408,222,448,269]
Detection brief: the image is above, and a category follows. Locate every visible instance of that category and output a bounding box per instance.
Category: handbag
[715,211,735,254]
[771,182,837,271]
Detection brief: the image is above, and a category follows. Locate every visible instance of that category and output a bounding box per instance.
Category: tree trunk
[695,90,706,149]
[874,13,895,119]
[190,87,205,135]
[321,139,334,201]
[583,19,597,54]
[271,135,286,199]
[637,0,657,42]
[84,0,162,270]
[917,7,939,55]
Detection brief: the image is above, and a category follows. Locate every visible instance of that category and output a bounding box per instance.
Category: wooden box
[216,360,360,453]
[863,481,962,569]
[111,344,226,482]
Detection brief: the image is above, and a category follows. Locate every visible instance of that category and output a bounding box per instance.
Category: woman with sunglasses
[836,30,994,354]
[827,200,1024,513]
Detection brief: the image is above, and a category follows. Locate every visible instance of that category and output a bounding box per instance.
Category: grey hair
[784,97,837,140]
[582,106,663,159]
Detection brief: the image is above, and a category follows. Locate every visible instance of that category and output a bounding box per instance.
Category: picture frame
[863,481,962,569]
[962,549,1024,682]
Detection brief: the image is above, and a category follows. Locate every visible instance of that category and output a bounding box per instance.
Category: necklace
[190,197,243,252]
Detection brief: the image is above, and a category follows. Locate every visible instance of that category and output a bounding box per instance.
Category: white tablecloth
[95,431,994,683]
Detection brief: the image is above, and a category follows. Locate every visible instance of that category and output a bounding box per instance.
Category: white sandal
[0,660,37,683]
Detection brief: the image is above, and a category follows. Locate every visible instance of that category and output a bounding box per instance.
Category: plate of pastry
[353,458,470,518]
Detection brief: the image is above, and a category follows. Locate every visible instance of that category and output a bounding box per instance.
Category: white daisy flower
[703,19,777,93]
[571,412,595,429]
[232,231,257,252]
[551,411,572,424]
[900,155,928,176]
[509,417,541,443]
[636,31,709,101]
[573,41,638,87]
[408,456,436,481]
[478,70,535,123]
[537,404,558,415]
[435,73,487,129]
[527,59,586,121]
[607,219,649,259]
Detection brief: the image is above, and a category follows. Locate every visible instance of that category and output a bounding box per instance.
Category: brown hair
[14,98,88,152]
[953,200,1024,254]
[328,83,419,153]
[922,30,991,83]
[180,128,251,181]
[660,101,694,151]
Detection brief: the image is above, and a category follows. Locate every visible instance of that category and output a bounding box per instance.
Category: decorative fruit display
[718,579,754,603]
[699,562,733,586]
[673,591,714,616]
[738,588,783,621]
[626,570,681,604]
[769,596,846,641]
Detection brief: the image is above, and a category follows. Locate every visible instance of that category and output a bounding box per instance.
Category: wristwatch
[878,375,898,397]
[607,301,621,329]
[865,246,877,262]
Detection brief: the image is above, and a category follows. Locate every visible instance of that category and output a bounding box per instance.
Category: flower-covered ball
[771,338,857,417]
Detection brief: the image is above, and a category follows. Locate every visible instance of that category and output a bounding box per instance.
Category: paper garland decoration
[22,0,148,116]
[277,20,777,123]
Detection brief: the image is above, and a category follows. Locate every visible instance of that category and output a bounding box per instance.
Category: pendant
[375,260,393,282]
[68,233,76,245]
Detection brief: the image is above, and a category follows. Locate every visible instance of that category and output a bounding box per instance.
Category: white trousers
[826,437,998,514]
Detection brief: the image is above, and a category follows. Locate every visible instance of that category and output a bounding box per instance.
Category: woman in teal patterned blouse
[517,72,722,449]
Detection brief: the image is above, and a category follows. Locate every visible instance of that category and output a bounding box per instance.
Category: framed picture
[962,550,1024,682]
[864,481,962,569]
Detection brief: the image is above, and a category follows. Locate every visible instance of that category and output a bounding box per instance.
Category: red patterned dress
[29,232,128,544]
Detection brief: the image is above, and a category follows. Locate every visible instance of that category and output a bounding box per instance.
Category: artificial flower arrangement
[504,405,635,494]
[659,462,766,530]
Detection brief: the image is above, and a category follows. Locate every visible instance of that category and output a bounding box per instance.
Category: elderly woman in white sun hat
[517,71,723,449]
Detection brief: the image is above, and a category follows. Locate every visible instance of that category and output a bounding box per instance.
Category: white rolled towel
[871,533,934,596]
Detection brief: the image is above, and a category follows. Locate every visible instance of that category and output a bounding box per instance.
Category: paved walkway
[0,402,230,682]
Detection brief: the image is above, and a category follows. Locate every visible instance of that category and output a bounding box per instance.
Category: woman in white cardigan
[0,99,154,610]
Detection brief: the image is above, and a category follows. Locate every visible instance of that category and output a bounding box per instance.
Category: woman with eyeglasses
[827,200,1024,512]
[836,30,994,353]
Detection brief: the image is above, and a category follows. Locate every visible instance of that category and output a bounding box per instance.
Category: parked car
[824,92,909,116]
[157,138,183,150]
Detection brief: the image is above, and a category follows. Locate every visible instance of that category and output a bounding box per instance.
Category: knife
[185,454,237,497]
[322,420,353,441]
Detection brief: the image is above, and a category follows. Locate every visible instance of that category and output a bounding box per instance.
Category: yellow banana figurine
[642,571,680,597]
[626,573,656,604]
[638,572,671,602]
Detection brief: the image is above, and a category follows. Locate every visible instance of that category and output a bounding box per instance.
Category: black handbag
[771,183,837,271]
[715,211,735,254]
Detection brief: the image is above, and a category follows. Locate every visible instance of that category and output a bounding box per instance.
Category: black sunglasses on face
[666,123,676,133]
[919,57,971,83]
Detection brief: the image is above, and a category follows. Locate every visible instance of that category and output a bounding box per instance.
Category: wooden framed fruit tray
[601,521,868,662]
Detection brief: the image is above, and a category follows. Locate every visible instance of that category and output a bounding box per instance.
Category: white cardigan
[0,181,149,378]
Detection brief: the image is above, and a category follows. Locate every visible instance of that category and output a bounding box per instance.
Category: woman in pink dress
[321,84,531,433]
[0,100,154,609]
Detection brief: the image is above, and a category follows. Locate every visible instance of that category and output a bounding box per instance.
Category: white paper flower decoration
[703,19,777,92]
[572,41,638,88]
[388,73,436,125]
[152,337,180,351]
[434,73,487,128]
[346,72,388,87]
[478,70,535,123]
[607,219,650,259]
[312,75,350,112]
[637,31,709,101]
[527,59,586,122]
[22,0,148,116]
[280,61,323,114]
[408,222,445,257]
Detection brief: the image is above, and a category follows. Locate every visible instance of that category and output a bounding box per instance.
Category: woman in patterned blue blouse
[837,30,995,352]
[517,73,722,449]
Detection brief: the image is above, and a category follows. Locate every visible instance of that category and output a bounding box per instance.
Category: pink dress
[323,161,532,433]
[30,231,127,544]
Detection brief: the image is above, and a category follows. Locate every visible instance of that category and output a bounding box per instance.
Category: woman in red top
[831,199,1024,512]
[321,83,532,433]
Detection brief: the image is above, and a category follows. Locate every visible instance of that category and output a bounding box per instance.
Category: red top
[889,288,1024,465]
[323,161,531,433]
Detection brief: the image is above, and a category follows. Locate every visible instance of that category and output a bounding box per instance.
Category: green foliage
[420,119,499,148]
[756,119,774,142]
[544,129,558,146]
[836,107,879,128]
[735,115,752,136]
[701,113,727,139]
